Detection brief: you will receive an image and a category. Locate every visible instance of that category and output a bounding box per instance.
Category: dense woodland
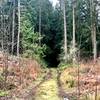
[0,0,100,67]
[0,0,100,100]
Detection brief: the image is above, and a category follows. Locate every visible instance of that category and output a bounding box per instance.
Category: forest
[0,0,100,100]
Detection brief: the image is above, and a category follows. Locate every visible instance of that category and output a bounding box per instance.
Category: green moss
[35,79,60,100]
[59,63,78,71]
[0,75,4,81]
[0,91,9,97]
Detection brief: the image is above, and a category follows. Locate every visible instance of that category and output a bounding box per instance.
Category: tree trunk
[17,0,20,56]
[63,0,67,62]
[90,0,97,61]
[39,0,41,45]
[72,1,76,63]
[93,23,97,61]
[0,7,4,50]
[2,7,4,51]
[12,0,15,54]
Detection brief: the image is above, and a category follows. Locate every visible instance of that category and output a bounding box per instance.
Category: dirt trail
[35,68,60,100]
[23,69,53,100]
[35,68,70,100]
[0,68,70,100]
[0,69,52,100]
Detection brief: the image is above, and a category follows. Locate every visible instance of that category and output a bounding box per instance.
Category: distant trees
[57,0,99,64]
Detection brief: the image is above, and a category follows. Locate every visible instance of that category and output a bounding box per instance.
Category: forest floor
[0,53,100,100]
[0,68,63,100]
[0,66,100,100]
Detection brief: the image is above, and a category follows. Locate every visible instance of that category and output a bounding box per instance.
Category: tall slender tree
[72,0,76,63]
[0,6,4,50]
[62,0,68,62]
[17,0,20,56]
[90,0,97,61]
[11,0,15,54]
[39,0,42,45]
